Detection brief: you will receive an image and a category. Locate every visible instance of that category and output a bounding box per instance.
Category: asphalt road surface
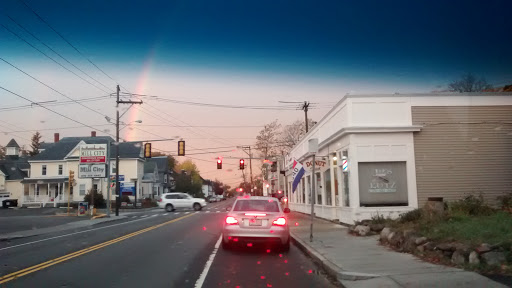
[0,198,337,288]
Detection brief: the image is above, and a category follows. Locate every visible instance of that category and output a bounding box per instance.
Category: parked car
[207,195,218,203]
[222,196,290,251]
[158,192,207,212]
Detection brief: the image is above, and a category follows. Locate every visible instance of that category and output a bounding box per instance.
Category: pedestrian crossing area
[126,207,228,218]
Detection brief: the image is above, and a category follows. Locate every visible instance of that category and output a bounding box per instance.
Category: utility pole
[240,146,254,194]
[302,101,310,133]
[115,85,142,216]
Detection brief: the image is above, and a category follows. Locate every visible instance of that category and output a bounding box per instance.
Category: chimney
[54,133,60,143]
[91,131,96,137]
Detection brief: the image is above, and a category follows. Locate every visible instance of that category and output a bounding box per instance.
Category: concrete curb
[290,231,381,283]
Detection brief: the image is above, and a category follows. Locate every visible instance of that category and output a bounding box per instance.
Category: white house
[0,139,30,206]
[284,93,512,224]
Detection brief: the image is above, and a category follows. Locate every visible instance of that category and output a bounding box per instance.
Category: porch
[21,178,69,207]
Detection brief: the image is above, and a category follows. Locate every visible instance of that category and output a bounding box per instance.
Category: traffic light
[144,143,152,158]
[240,188,243,192]
[69,170,75,185]
[217,158,222,169]
[265,183,270,188]
[178,141,185,156]
[239,159,245,170]
[271,161,277,172]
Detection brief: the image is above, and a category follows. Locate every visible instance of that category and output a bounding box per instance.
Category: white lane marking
[174,212,180,215]
[185,212,190,214]
[205,211,210,213]
[0,216,156,251]
[195,211,199,214]
[194,235,222,288]
[141,215,148,218]
[151,214,158,217]
[163,213,168,216]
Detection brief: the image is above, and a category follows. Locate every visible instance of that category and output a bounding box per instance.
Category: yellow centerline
[0,213,196,284]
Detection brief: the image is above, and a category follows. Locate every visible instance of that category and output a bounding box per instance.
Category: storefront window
[324,169,331,205]
[334,167,339,206]
[301,178,305,205]
[316,172,322,205]
[306,175,311,204]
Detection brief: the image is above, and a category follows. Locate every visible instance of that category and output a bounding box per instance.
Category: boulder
[380,227,392,242]
[424,242,436,251]
[369,223,385,232]
[451,250,466,265]
[436,243,457,252]
[443,250,454,258]
[354,225,371,236]
[403,229,416,238]
[388,231,404,248]
[417,244,426,253]
[403,237,418,253]
[469,251,480,265]
[415,237,428,246]
[475,243,492,254]
[481,252,506,266]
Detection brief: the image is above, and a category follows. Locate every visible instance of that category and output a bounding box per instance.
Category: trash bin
[2,199,18,208]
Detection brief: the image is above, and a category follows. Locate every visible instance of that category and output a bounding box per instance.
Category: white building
[284,93,512,224]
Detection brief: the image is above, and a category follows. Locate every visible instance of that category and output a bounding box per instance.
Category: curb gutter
[290,231,380,283]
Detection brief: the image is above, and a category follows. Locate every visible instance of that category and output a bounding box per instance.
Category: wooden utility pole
[302,101,310,132]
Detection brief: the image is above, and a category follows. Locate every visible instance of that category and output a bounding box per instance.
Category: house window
[42,165,47,176]
[93,184,98,194]
[164,175,167,183]
[111,163,117,174]
[58,165,63,175]
[79,184,86,196]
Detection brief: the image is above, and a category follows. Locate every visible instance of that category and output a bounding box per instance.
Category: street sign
[120,182,135,195]
[78,164,107,178]
[80,144,107,163]
[110,175,125,182]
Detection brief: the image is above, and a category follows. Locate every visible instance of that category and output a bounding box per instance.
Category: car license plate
[248,219,262,226]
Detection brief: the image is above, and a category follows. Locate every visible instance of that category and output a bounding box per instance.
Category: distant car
[207,195,218,203]
[218,195,225,201]
[222,196,290,251]
[158,192,207,212]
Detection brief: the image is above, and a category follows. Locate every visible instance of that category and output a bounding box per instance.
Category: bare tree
[255,120,282,159]
[280,119,316,153]
[448,73,492,92]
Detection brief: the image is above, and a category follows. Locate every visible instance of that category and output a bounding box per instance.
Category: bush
[84,191,106,208]
[497,193,512,211]
[141,197,157,208]
[449,195,495,216]
[399,209,423,223]
[121,195,131,203]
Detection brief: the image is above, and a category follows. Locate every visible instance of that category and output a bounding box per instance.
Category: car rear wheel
[221,239,231,250]
[165,204,174,212]
[193,203,202,211]
[282,237,290,252]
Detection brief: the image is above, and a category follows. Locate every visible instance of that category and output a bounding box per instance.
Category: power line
[17,0,126,91]
[0,23,111,94]
[4,13,113,92]
[0,85,117,138]
[0,57,114,118]
[0,96,110,112]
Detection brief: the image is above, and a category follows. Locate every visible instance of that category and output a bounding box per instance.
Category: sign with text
[120,182,135,195]
[80,144,107,163]
[110,175,125,182]
[78,164,107,178]
[304,160,327,171]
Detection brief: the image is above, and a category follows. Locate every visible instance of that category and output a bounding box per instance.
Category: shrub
[497,193,512,211]
[399,209,422,223]
[449,195,495,216]
[121,195,131,203]
[84,191,106,208]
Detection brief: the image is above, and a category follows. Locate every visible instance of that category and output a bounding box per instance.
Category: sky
[0,0,511,187]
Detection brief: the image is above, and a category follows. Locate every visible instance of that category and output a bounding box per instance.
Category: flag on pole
[292,159,305,193]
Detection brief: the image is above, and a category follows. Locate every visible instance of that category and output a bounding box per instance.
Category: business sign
[110,175,125,182]
[120,182,135,195]
[80,144,107,163]
[304,160,327,171]
[78,164,107,178]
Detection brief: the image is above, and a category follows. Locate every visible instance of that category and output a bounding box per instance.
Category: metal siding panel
[412,106,512,207]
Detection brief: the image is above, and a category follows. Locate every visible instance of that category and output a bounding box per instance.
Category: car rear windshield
[233,200,280,212]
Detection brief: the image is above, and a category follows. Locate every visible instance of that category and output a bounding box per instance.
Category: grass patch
[418,211,512,246]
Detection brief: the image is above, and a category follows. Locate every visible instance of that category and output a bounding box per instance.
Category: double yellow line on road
[0,213,196,284]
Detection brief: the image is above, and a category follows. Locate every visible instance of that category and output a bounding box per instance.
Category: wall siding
[412,106,512,207]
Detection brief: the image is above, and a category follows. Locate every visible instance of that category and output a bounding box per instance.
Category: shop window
[301,178,306,205]
[358,162,408,206]
[334,167,340,206]
[316,172,322,205]
[324,169,332,205]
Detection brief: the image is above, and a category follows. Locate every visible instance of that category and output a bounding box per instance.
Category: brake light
[283,198,288,202]
[272,217,286,226]
[225,216,238,225]
[159,198,162,202]
[244,213,266,217]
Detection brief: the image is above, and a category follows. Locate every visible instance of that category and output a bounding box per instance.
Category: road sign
[80,144,107,163]
[120,182,135,195]
[110,175,125,182]
[78,164,107,178]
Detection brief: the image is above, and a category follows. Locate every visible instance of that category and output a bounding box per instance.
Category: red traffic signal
[239,159,245,170]
[217,158,222,169]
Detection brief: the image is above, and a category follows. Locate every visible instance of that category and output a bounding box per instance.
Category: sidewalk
[288,212,507,288]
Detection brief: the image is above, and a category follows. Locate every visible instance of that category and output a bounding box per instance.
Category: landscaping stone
[403,229,416,238]
[380,227,392,242]
[475,243,492,254]
[417,244,425,253]
[443,250,454,258]
[403,237,417,253]
[469,251,480,265]
[369,223,385,232]
[481,251,506,266]
[354,225,371,236]
[415,237,428,246]
[436,243,457,252]
[451,249,466,265]
[424,242,436,251]
[388,231,404,248]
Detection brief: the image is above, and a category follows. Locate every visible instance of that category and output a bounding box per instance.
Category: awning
[21,178,69,184]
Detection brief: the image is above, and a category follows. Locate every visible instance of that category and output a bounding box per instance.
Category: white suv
[158,192,207,212]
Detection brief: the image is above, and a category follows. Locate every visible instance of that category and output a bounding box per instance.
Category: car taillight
[272,217,286,226]
[159,198,162,202]
[225,216,238,225]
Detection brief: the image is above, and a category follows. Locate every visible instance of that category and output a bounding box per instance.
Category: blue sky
[1,0,511,185]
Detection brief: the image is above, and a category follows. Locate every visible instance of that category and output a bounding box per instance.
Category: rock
[476,243,492,254]
[388,231,404,248]
[424,242,436,251]
[415,237,428,246]
[354,225,371,236]
[469,251,480,265]
[358,219,372,226]
[436,243,457,252]
[369,223,385,232]
[348,225,357,234]
[417,244,425,253]
[403,237,417,253]
[451,250,466,265]
[380,227,392,242]
[481,252,506,266]
[443,250,454,258]
[403,229,416,238]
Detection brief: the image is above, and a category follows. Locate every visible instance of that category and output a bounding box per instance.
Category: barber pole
[342,158,348,172]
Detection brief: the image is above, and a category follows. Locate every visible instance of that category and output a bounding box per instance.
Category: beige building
[284,93,512,224]
[0,139,30,206]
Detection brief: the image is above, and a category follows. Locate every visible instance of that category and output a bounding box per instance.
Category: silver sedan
[222,196,290,251]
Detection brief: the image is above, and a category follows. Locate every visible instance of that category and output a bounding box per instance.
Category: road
[0,198,338,288]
